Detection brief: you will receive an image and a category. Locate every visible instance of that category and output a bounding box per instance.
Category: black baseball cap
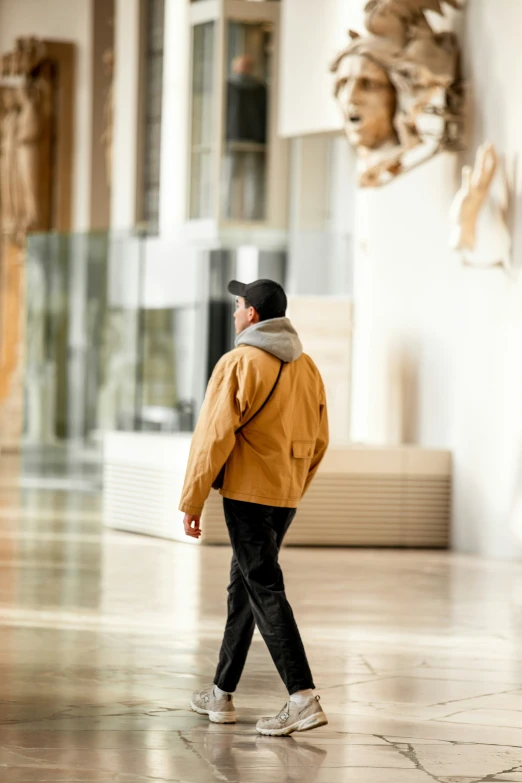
[228,279,287,319]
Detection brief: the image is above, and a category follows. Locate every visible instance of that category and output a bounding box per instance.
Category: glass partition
[24,232,142,448]
[187,1,283,229]
[23,231,286,481]
[222,20,272,222]
[23,231,208,454]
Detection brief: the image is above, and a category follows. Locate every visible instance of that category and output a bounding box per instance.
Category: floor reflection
[1,455,522,782]
[186,729,328,783]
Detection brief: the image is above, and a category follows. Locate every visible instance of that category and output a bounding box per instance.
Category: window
[141,0,165,234]
[222,20,273,222]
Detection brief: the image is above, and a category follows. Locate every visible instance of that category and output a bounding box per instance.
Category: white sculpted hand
[464,143,497,201]
[450,143,498,251]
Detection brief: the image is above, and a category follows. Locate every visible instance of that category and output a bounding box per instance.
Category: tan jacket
[179,319,329,515]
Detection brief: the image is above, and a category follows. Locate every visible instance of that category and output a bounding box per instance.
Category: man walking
[179,279,329,736]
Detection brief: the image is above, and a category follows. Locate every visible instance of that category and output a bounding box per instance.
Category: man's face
[334,54,397,151]
[233,297,255,335]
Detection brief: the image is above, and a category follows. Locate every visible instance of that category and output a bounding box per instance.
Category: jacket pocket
[291,440,315,499]
[292,441,315,459]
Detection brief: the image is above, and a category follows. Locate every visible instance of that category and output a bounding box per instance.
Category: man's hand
[183,513,202,540]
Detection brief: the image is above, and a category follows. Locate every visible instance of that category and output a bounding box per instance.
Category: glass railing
[24,231,206,450]
[21,231,288,486]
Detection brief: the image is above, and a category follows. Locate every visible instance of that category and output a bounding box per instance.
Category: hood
[235,317,303,364]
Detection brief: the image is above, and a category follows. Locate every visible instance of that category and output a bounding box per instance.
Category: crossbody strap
[235,360,284,435]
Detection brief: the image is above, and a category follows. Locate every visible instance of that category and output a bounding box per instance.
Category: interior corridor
[0,457,521,782]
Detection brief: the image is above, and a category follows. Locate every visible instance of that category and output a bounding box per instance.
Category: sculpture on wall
[331,0,465,186]
[0,37,52,244]
[449,143,512,273]
[0,36,75,449]
[0,88,21,237]
[17,79,52,238]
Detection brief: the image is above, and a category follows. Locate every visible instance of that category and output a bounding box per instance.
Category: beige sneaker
[256,695,328,736]
[190,684,236,724]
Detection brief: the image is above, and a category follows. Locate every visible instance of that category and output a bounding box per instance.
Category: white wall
[353,0,522,559]
[288,296,353,444]
[110,0,141,232]
[287,134,355,296]
[280,0,522,558]
[0,0,94,232]
[279,0,362,137]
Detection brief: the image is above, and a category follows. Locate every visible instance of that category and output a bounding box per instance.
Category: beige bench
[202,445,451,547]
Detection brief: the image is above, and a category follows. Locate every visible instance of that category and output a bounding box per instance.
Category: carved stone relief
[0,88,21,238]
[0,37,53,245]
[449,143,513,274]
[331,0,465,187]
[0,37,75,448]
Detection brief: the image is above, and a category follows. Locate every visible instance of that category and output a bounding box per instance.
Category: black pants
[214,498,315,695]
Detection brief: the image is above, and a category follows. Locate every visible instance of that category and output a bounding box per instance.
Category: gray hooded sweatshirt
[235,317,303,364]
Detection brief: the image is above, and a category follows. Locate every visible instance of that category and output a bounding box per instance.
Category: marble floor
[1,460,522,782]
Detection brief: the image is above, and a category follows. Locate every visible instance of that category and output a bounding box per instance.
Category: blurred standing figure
[17,83,41,235]
[0,89,20,237]
[224,55,267,221]
[16,78,52,240]
[180,279,330,737]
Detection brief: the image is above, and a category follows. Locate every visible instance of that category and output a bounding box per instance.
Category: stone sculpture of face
[2,89,16,112]
[364,0,410,44]
[334,54,397,151]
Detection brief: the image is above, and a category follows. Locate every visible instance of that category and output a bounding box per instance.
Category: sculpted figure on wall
[0,35,75,450]
[0,37,52,244]
[16,78,52,238]
[331,0,465,186]
[0,89,21,237]
[449,143,512,273]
